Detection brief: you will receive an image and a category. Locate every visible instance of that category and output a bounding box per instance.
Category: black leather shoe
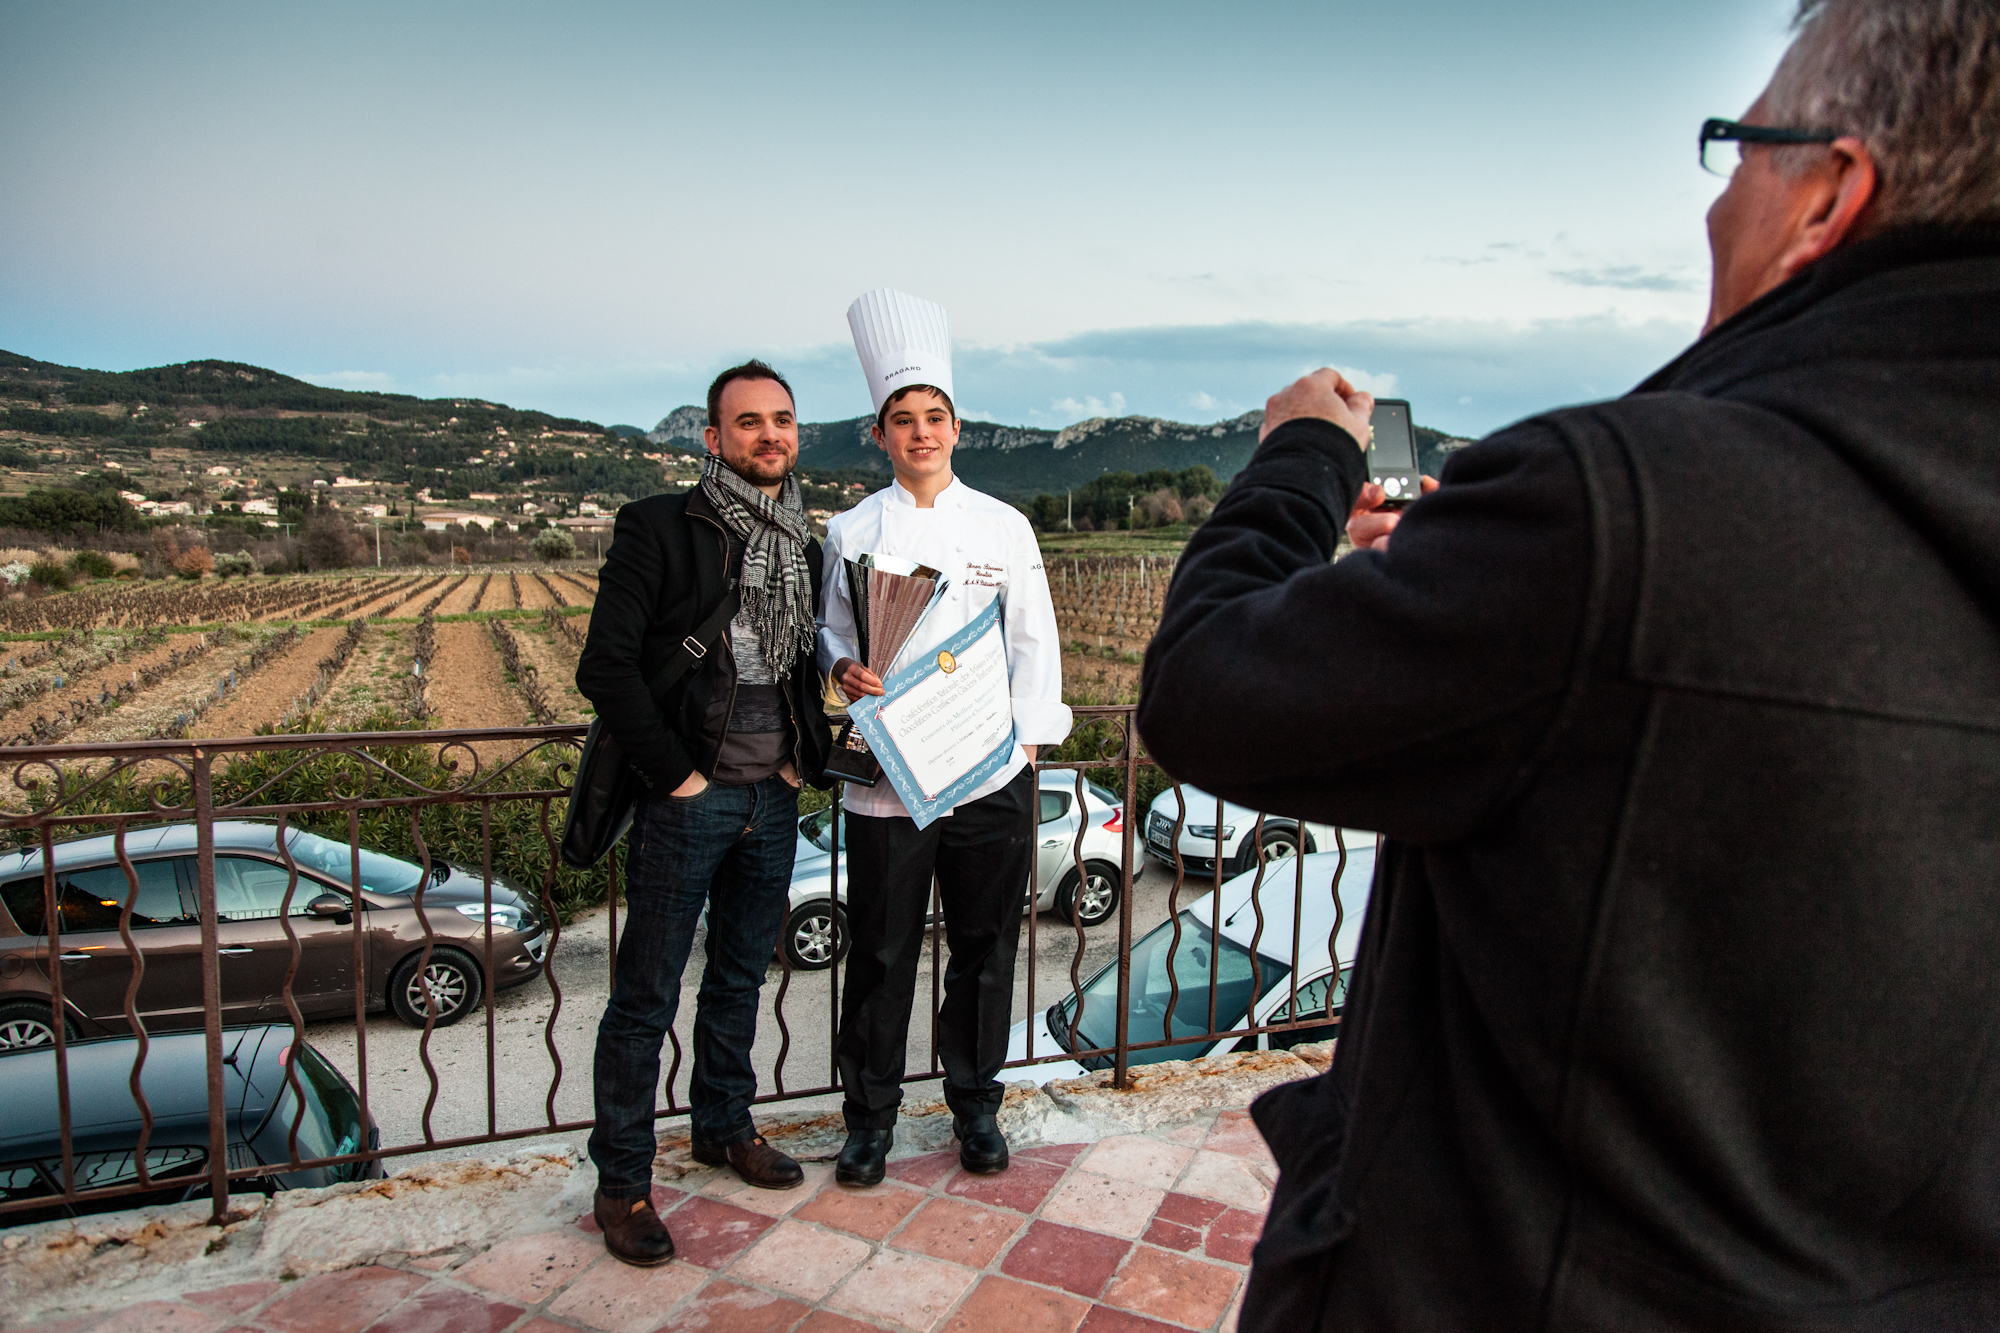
[953,1114,1009,1174]
[594,1190,675,1266]
[835,1128,894,1186]
[690,1134,805,1190]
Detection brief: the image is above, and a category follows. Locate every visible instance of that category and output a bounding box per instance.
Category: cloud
[935,313,1697,437]
[1035,391,1128,427]
[1334,366,1398,396]
[1552,265,1699,293]
[300,370,397,389]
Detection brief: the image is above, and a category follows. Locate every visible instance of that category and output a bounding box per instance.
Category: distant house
[420,511,490,532]
[332,476,369,488]
[205,465,233,477]
[468,492,500,502]
[118,490,147,506]
[577,501,602,516]
[355,503,389,519]
[240,498,279,516]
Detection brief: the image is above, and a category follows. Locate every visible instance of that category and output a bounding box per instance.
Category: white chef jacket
[818,476,1073,819]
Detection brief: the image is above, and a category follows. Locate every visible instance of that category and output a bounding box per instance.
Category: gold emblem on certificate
[937,650,957,674]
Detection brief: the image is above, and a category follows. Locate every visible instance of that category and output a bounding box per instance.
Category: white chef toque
[846,288,954,415]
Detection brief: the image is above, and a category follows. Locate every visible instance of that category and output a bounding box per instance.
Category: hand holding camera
[1263,368,1437,550]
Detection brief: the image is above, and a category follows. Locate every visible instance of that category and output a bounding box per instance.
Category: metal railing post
[1111,719,1137,1089]
[192,748,231,1223]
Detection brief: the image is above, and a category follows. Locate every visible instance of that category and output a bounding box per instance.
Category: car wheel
[387,947,484,1027]
[0,999,78,1050]
[1055,861,1122,928]
[1246,825,1308,869]
[780,900,850,972]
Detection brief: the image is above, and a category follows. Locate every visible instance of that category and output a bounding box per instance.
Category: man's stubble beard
[725,452,794,487]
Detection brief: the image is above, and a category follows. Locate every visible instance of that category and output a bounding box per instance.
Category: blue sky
[0,0,1798,438]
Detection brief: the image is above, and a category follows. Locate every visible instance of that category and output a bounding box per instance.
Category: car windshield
[800,809,843,853]
[252,1043,369,1183]
[1054,911,1289,1068]
[283,829,428,896]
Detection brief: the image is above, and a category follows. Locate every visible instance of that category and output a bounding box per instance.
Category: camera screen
[1370,401,1416,470]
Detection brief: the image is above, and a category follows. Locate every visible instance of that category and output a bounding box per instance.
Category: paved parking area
[17,1107,1277,1333]
[306,858,1195,1161]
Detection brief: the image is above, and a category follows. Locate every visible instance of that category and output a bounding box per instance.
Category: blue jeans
[588,775,798,1199]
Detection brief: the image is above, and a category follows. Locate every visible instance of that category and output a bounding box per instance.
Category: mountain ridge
[648,404,1469,496]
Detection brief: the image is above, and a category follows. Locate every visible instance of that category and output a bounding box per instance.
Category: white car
[1143,783,1370,881]
[777,770,1128,970]
[1003,848,1374,1084]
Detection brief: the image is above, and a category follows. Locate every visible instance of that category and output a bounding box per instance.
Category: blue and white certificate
[849,598,1016,829]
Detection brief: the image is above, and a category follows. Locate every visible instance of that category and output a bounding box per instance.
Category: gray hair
[1764,0,2000,228]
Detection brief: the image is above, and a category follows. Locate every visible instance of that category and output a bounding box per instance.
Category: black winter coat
[575,488,833,792]
[1138,226,2000,1331]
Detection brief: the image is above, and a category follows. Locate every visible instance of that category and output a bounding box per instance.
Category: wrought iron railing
[0,707,1363,1225]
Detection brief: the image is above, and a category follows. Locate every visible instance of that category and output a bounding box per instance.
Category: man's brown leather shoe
[690,1133,805,1189]
[594,1191,675,1266]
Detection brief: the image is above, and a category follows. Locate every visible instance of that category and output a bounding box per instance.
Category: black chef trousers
[836,764,1035,1130]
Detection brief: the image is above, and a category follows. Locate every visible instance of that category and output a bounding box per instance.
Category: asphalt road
[302,856,1225,1164]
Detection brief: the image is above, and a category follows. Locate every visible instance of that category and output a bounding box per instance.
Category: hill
[648,406,1470,497]
[0,349,660,503]
[0,348,1471,515]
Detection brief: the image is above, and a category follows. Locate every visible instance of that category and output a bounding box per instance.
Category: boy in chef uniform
[819,288,1071,1184]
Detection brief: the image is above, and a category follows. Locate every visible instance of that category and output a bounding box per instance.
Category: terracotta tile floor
[19,1110,1275,1333]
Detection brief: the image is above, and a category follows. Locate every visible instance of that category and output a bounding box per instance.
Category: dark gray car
[0,1024,380,1226]
[0,821,546,1046]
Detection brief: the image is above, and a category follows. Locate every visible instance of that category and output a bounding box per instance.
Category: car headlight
[1186,825,1235,841]
[456,903,529,932]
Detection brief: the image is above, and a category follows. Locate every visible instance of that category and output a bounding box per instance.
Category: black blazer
[1141,226,2000,1331]
[575,487,833,792]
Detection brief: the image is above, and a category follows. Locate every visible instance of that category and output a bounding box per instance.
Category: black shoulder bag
[559,581,740,869]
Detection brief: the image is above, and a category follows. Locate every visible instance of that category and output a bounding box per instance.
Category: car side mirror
[305,893,352,925]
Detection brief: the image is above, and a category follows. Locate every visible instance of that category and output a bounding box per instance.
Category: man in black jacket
[1140,2,2000,1328]
[575,361,833,1267]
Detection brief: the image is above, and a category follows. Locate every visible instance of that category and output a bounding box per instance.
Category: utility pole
[1066,489,1073,532]
[373,519,382,567]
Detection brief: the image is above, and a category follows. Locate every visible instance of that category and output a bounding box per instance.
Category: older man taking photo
[1140,1,2000,1328]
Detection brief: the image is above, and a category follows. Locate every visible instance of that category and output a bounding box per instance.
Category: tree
[302,513,361,570]
[1175,465,1220,499]
[531,527,577,561]
[0,487,140,535]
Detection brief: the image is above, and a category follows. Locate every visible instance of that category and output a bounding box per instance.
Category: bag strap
[643,578,740,707]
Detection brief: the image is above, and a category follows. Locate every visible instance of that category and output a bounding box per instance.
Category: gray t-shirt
[707,537,796,785]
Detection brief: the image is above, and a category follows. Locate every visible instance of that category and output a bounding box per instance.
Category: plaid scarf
[699,454,815,681]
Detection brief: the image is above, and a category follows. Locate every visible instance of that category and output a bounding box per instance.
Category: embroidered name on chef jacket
[963,561,1006,589]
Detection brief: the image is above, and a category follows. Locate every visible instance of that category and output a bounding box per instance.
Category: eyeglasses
[1699,117,1842,178]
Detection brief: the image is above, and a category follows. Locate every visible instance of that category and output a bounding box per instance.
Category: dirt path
[510,620,591,725]
[322,622,409,726]
[433,575,482,615]
[191,625,346,740]
[551,572,598,605]
[429,620,532,730]
[513,574,557,611]
[487,575,519,611]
